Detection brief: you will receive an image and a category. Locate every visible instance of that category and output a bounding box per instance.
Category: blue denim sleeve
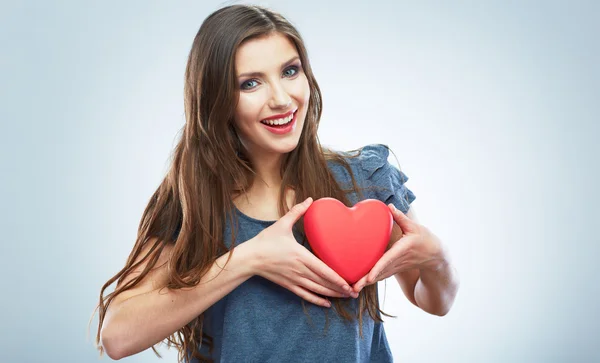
[357,144,416,214]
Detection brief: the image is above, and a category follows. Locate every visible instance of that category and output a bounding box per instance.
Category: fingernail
[351,292,359,299]
[390,204,397,213]
[343,285,351,292]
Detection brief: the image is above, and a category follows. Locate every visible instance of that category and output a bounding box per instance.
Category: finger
[389,203,416,234]
[373,264,398,282]
[278,197,313,228]
[367,264,386,284]
[367,251,397,283]
[303,267,350,296]
[352,275,369,293]
[355,266,395,293]
[301,250,352,294]
[367,240,410,283]
[298,277,354,298]
[376,266,399,281]
[298,254,351,294]
[289,285,331,308]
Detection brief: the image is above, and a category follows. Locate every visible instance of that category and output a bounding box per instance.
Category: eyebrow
[237,56,300,78]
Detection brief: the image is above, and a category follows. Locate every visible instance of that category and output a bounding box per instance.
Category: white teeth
[261,112,294,126]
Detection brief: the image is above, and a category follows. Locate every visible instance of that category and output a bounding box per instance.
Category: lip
[261,108,297,122]
[261,109,298,135]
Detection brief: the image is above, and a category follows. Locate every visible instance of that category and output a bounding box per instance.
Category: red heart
[303,197,393,284]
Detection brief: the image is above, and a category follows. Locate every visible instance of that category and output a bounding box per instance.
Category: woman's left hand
[352,203,448,293]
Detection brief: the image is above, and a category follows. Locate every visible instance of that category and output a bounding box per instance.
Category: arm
[101,197,350,360]
[100,238,257,360]
[392,207,460,316]
[410,249,459,316]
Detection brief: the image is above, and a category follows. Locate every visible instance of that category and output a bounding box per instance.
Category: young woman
[93,4,459,363]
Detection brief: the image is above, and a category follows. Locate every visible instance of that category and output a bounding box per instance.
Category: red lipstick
[261,108,296,122]
[260,109,298,135]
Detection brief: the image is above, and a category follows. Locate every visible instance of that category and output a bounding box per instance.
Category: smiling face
[233,32,310,158]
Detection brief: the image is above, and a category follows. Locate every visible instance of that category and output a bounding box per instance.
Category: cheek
[235,94,264,127]
[297,77,311,103]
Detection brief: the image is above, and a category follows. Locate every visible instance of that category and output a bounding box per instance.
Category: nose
[268,81,292,110]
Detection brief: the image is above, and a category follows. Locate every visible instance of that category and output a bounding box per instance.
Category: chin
[267,139,301,154]
[261,120,305,154]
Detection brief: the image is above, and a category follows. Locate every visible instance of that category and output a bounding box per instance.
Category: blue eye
[241,80,258,90]
[240,65,301,91]
[283,65,299,77]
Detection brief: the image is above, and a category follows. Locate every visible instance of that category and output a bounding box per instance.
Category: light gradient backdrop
[1,1,598,362]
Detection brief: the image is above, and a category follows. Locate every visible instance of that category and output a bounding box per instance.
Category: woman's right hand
[249,197,358,307]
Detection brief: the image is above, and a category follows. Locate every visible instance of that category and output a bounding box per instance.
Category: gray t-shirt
[189,144,416,363]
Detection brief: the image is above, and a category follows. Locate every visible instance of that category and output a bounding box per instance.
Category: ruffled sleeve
[356,144,416,214]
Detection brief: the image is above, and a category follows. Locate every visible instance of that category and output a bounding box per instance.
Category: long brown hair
[92,4,393,362]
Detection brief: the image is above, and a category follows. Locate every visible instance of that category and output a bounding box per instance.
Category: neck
[248,149,286,193]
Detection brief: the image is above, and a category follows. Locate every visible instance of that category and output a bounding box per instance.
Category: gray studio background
[1,1,598,362]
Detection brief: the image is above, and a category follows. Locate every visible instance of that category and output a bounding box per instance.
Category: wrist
[236,237,262,277]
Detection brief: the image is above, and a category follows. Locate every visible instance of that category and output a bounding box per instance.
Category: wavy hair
[92,4,393,362]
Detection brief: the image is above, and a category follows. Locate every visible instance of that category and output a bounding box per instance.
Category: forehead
[235,33,298,74]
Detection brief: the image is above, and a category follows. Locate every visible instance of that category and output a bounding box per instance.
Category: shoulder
[326,143,395,183]
[325,144,416,213]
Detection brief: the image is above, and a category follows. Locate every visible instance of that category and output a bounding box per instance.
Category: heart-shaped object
[303,197,393,284]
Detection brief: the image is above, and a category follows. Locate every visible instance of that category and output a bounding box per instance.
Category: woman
[93,4,459,362]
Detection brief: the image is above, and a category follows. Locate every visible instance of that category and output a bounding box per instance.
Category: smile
[260,109,298,135]
[260,109,297,126]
